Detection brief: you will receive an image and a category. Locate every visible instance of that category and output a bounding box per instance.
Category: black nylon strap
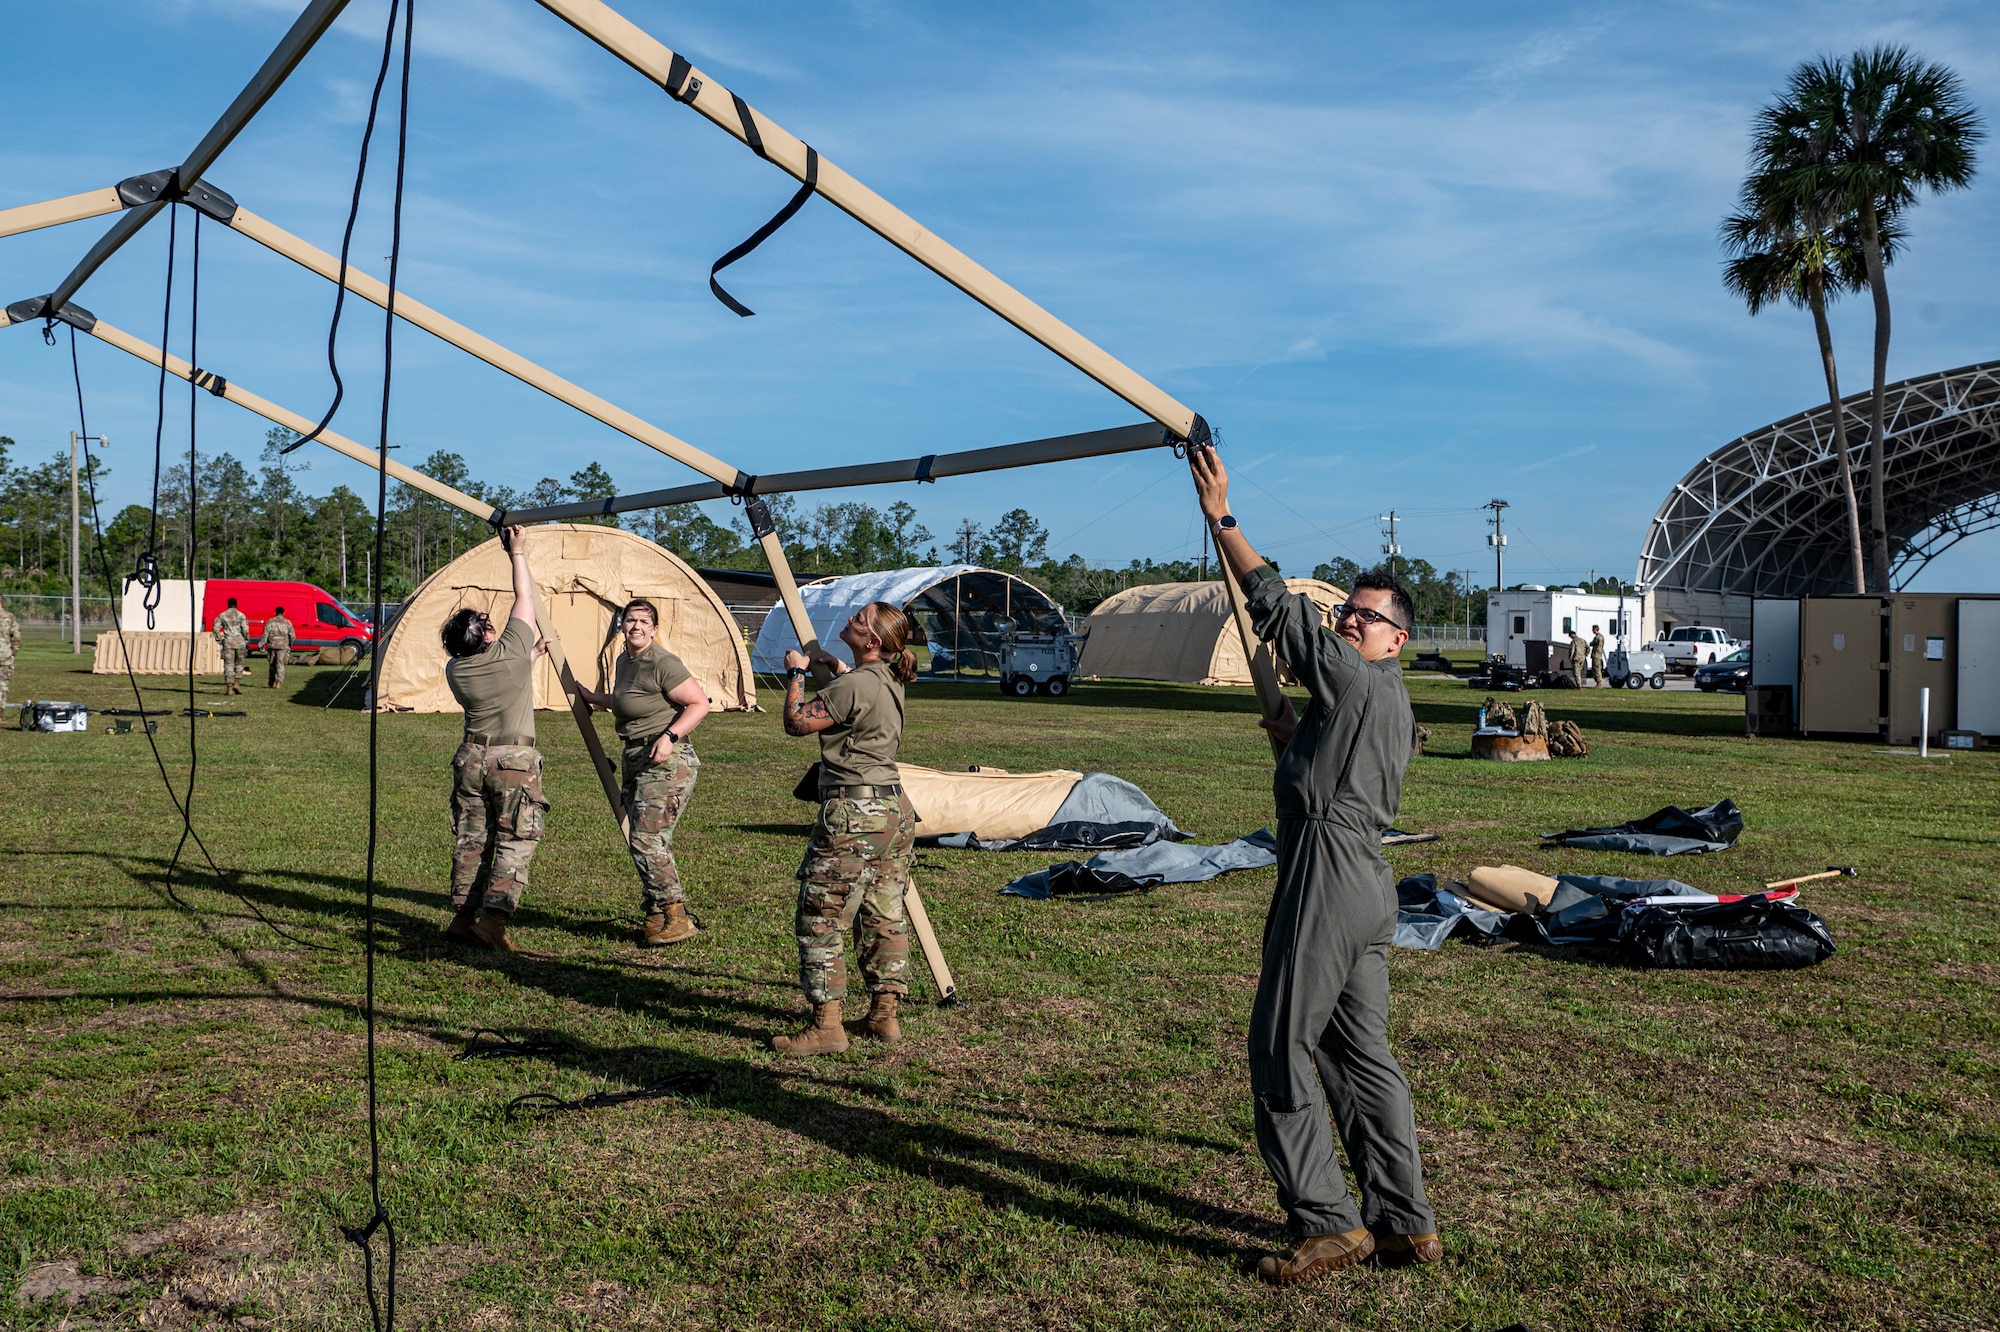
[664,52,701,103]
[732,93,766,158]
[708,138,820,318]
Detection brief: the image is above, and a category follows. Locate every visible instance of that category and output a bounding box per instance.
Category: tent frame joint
[5,294,96,332]
[116,169,239,224]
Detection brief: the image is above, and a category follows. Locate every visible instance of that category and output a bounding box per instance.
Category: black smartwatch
[1216,514,1238,530]
[663,728,680,747]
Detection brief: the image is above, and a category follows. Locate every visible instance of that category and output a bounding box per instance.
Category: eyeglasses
[1333,603,1407,633]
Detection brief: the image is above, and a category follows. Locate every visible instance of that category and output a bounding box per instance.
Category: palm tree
[1750,47,1982,590]
[1719,196,1896,593]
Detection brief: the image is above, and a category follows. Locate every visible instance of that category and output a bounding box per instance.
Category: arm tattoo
[783,674,831,735]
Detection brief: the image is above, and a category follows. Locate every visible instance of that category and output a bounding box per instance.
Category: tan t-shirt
[816,661,905,787]
[611,642,694,741]
[446,615,537,742]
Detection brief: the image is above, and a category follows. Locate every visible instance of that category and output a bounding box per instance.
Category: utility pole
[1484,498,1509,590]
[69,432,107,654]
[1378,510,1401,577]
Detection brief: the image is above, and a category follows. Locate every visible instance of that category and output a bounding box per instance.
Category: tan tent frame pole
[0,188,125,241]
[222,205,748,488]
[46,0,354,311]
[530,0,1280,735]
[4,307,636,852]
[533,0,1196,440]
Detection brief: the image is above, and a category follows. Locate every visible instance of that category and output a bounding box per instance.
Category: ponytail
[864,601,920,684]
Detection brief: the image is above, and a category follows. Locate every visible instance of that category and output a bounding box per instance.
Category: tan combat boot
[636,903,699,947]
[1371,1232,1442,1266]
[1256,1228,1375,1287]
[442,904,479,942]
[850,990,901,1043]
[771,1001,849,1055]
[471,910,550,959]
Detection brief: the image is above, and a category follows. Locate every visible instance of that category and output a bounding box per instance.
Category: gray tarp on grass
[1540,798,1744,856]
[1393,872,1700,950]
[930,772,1187,852]
[1001,830,1279,898]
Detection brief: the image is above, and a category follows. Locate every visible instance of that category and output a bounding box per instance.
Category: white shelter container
[1485,587,1647,672]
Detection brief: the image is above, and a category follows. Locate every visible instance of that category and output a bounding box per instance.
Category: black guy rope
[339,0,414,1324]
[502,1072,717,1124]
[280,0,408,458]
[57,231,333,955]
[707,93,819,317]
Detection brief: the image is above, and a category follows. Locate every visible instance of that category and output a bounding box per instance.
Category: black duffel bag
[1623,897,1836,970]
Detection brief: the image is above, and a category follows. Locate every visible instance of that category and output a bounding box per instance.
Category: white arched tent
[375,524,755,714]
[1076,579,1346,686]
[750,565,1066,676]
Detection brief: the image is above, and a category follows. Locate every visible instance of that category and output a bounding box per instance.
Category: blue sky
[4,1,1997,588]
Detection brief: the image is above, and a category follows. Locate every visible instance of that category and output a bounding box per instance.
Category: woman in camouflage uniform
[576,599,711,947]
[772,602,920,1055]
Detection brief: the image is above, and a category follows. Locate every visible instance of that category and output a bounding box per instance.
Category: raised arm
[1189,446,1270,582]
[501,523,537,634]
[782,649,837,736]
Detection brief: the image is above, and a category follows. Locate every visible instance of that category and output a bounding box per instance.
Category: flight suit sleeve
[1242,564,1363,701]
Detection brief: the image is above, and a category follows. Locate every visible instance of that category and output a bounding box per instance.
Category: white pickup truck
[1648,625,1740,673]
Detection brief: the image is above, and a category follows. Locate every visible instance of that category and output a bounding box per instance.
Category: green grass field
[3,631,1996,1330]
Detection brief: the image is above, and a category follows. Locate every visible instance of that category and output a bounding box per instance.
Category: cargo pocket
[511,791,548,843]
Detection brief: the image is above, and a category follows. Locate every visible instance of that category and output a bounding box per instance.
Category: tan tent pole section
[526,584,630,838]
[533,0,1196,439]
[903,879,957,1005]
[80,318,496,519]
[48,0,354,310]
[1220,567,1286,758]
[226,206,745,487]
[0,188,124,240]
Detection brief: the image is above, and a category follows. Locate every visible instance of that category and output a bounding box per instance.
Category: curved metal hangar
[1639,360,2000,636]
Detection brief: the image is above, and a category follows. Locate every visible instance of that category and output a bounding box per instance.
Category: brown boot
[1257,1228,1375,1287]
[1371,1232,1442,1266]
[636,903,699,947]
[771,1001,849,1055]
[442,905,479,942]
[470,910,550,958]
[849,990,901,1043]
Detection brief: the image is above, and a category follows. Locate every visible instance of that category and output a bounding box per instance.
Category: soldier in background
[439,525,548,954]
[1589,625,1607,688]
[1566,628,1587,689]
[261,607,296,689]
[213,597,250,695]
[0,592,19,711]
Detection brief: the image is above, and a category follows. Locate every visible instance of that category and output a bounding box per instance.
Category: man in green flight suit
[212,597,250,695]
[261,607,296,689]
[439,524,548,953]
[0,592,19,711]
[1191,444,1440,1288]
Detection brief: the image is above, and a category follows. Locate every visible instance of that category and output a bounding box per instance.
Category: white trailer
[1486,587,1646,673]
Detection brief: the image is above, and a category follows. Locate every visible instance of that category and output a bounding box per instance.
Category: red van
[201,579,375,657]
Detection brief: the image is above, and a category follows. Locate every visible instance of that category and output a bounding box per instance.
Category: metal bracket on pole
[4,296,97,333]
[116,169,240,224]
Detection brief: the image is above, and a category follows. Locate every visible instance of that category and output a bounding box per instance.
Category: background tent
[751,565,1066,677]
[1076,578,1345,686]
[375,524,754,714]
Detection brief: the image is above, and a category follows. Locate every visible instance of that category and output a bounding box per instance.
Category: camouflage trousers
[0,654,12,709]
[219,648,246,688]
[266,650,288,687]
[449,742,547,914]
[620,738,699,913]
[793,792,916,1004]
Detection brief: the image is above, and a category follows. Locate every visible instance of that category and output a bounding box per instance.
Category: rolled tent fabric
[1541,799,1745,855]
[923,770,1186,850]
[898,764,1083,841]
[372,524,753,714]
[1462,864,1561,914]
[92,631,224,676]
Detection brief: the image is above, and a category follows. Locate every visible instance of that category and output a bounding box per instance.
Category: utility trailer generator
[998,632,1086,698]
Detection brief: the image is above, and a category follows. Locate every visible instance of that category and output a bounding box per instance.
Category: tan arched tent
[375,524,754,714]
[1076,578,1346,685]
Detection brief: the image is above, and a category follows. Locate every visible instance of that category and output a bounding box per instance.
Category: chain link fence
[1405,625,1486,653]
[4,594,119,633]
